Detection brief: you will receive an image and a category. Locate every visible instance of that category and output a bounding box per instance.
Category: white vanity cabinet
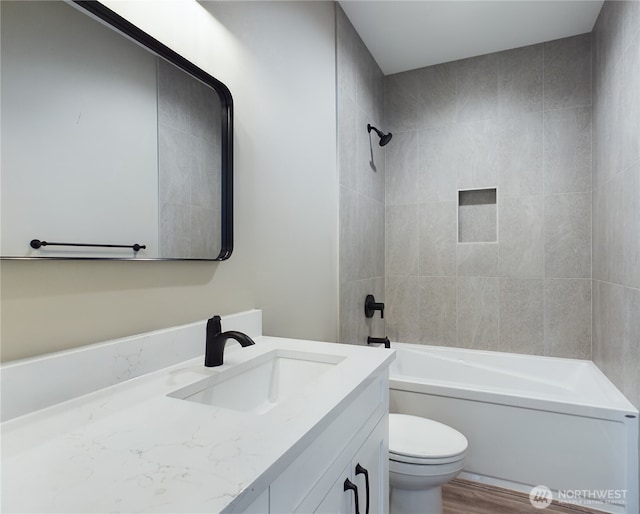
[2,313,395,514]
[245,369,390,514]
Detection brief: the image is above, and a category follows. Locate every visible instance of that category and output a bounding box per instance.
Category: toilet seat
[389,413,468,465]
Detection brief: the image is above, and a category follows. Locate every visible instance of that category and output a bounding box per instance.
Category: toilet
[389,413,468,514]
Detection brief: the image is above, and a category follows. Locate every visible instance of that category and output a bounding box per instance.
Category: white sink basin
[169,349,344,414]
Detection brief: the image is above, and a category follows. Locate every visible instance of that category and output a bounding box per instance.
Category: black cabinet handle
[355,463,370,514]
[343,478,361,514]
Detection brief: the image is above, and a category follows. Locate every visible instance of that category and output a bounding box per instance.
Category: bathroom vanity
[1,311,394,513]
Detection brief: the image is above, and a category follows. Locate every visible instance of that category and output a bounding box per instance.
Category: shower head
[367,124,392,147]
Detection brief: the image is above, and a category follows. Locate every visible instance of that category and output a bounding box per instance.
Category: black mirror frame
[75,1,234,261]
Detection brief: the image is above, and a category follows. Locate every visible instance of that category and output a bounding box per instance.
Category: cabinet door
[313,417,388,514]
[313,464,352,514]
[352,417,388,514]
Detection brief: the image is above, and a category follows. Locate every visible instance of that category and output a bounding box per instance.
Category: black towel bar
[30,239,146,252]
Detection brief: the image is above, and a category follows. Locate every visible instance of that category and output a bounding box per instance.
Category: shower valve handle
[364,295,384,319]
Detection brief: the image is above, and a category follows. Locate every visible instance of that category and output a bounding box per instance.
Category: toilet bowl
[389,413,468,514]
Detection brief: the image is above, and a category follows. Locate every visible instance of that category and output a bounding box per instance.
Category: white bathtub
[389,343,639,514]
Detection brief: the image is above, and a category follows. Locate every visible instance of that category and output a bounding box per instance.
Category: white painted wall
[0,1,338,360]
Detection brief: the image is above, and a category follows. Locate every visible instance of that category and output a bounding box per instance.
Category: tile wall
[383,34,593,358]
[157,59,222,259]
[337,6,386,345]
[592,0,640,407]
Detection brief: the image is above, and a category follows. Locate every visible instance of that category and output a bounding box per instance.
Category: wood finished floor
[442,479,605,514]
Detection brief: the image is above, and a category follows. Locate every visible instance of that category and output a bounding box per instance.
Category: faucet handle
[364,295,385,319]
[207,315,222,337]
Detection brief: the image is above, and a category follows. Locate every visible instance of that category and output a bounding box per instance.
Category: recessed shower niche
[458,188,497,243]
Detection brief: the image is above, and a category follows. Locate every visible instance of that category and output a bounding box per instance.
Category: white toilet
[389,413,468,514]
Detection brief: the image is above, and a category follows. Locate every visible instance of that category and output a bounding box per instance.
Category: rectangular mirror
[0,0,233,260]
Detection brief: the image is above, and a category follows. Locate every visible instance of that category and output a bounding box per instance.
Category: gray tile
[593,1,623,85]
[158,124,191,205]
[544,33,592,111]
[594,1,637,85]
[385,276,420,343]
[591,280,605,372]
[622,286,640,408]
[339,280,364,345]
[418,201,457,277]
[592,280,625,391]
[385,130,418,206]
[500,278,544,355]
[340,190,384,285]
[369,277,386,343]
[592,74,607,189]
[419,277,457,346]
[456,243,499,277]
[385,205,419,277]
[339,186,360,284]
[159,202,190,259]
[498,43,543,119]
[499,111,543,197]
[384,71,418,134]
[157,59,190,133]
[417,126,458,202]
[336,5,357,102]
[499,195,544,278]
[544,106,592,194]
[594,59,625,187]
[191,206,219,259]
[417,126,458,203]
[623,163,640,289]
[458,189,497,243]
[356,37,384,122]
[456,53,498,122]
[417,62,457,129]
[593,172,624,284]
[623,30,640,171]
[356,107,385,202]
[363,196,385,280]
[544,278,591,359]
[189,79,221,142]
[622,0,640,53]
[338,95,357,190]
[191,136,220,209]
[457,277,501,350]
[457,119,499,189]
[544,193,591,278]
[339,278,385,346]
[592,181,606,282]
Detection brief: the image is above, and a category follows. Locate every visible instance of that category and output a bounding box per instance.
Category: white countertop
[2,336,394,513]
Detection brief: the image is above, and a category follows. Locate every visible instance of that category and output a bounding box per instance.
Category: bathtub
[389,343,639,514]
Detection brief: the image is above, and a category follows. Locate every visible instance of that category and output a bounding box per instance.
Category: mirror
[0,0,233,260]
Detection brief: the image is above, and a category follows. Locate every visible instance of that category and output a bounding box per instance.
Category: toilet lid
[389,413,468,460]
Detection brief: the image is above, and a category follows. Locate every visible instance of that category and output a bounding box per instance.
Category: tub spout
[367,336,390,348]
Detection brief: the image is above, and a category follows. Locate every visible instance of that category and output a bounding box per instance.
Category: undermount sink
[169,349,344,414]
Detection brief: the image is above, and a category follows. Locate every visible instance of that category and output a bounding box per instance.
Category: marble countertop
[2,336,394,513]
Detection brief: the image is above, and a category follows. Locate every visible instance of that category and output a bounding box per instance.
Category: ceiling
[338,1,604,75]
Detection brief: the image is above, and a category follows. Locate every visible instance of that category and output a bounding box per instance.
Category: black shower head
[367,124,392,147]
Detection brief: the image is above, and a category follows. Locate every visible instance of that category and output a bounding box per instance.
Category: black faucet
[364,294,384,319]
[367,336,391,348]
[205,315,255,367]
